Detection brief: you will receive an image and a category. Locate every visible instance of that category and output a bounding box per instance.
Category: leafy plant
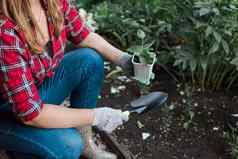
[78,0,238,90]
[76,0,103,9]
[128,30,156,64]
[225,126,238,159]
[89,0,175,50]
[171,0,238,91]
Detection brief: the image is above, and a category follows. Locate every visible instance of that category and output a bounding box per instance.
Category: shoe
[78,126,117,159]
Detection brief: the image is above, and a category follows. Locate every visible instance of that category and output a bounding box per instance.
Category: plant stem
[211,61,222,91]
[226,70,238,90]
[202,68,207,92]
[216,65,233,90]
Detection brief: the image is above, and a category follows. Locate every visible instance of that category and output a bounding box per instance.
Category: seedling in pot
[129,29,156,64]
[128,29,156,85]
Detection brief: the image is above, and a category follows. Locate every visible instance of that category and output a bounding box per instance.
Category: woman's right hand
[92,107,129,133]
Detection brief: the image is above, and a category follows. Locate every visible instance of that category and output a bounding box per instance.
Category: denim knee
[81,48,104,72]
[56,132,84,159]
[73,48,104,80]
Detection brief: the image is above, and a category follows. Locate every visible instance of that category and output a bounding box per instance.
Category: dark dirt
[1,66,236,159]
[98,68,237,159]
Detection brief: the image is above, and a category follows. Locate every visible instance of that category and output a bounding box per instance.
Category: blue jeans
[0,48,104,159]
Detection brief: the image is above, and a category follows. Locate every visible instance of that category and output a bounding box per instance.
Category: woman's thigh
[38,48,104,107]
[0,48,104,158]
[0,119,83,159]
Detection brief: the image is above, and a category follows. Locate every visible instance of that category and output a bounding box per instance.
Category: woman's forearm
[24,104,95,128]
[80,32,124,63]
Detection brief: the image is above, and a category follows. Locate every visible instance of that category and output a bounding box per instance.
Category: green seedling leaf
[201,56,208,71]
[189,111,195,119]
[174,59,183,67]
[205,26,213,37]
[209,42,220,54]
[183,121,191,129]
[222,40,230,54]
[199,8,211,16]
[137,29,146,39]
[213,31,222,43]
[190,59,197,72]
[231,57,238,66]
[182,61,187,71]
[144,41,155,49]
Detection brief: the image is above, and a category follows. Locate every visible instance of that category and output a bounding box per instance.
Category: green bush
[225,127,238,159]
[171,0,238,90]
[90,0,176,50]
[76,0,103,9]
[78,0,238,90]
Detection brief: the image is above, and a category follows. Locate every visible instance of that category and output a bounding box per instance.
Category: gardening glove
[93,107,129,134]
[115,52,134,76]
[78,126,117,159]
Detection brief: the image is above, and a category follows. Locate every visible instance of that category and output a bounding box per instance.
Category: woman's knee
[53,130,84,159]
[61,138,84,159]
[73,48,104,72]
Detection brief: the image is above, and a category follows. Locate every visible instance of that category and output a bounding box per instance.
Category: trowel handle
[121,111,131,121]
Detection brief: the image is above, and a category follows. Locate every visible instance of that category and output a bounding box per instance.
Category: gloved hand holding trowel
[78,52,168,159]
[77,11,167,159]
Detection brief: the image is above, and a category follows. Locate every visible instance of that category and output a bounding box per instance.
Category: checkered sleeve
[0,29,43,121]
[62,0,91,45]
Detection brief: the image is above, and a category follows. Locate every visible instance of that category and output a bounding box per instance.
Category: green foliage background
[77,0,238,91]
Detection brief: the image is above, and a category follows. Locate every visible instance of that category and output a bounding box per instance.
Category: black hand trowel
[122,91,168,118]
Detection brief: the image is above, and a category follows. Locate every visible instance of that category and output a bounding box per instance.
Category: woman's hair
[0,0,64,53]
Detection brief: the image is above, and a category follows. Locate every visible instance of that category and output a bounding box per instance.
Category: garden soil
[98,71,236,159]
[0,70,235,159]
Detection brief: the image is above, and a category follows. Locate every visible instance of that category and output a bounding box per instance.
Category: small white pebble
[142,133,151,140]
[118,85,126,90]
[213,127,219,131]
[110,87,119,94]
[180,91,185,96]
[169,104,175,110]
[137,121,144,129]
[232,114,238,117]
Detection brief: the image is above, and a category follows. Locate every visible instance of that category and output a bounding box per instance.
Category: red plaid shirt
[0,0,90,121]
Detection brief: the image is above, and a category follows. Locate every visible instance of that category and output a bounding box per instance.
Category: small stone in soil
[232,113,238,117]
[118,85,126,90]
[137,121,144,129]
[142,133,151,140]
[110,86,120,94]
[169,104,175,110]
[179,91,185,96]
[117,76,132,83]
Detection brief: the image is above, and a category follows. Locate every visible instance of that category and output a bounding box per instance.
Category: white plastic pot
[132,54,156,85]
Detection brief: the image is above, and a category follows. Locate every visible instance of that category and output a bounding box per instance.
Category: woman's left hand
[116,53,134,76]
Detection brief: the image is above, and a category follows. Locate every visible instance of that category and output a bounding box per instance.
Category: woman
[0,0,133,159]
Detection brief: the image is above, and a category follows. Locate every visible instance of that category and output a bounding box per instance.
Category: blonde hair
[0,0,64,53]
